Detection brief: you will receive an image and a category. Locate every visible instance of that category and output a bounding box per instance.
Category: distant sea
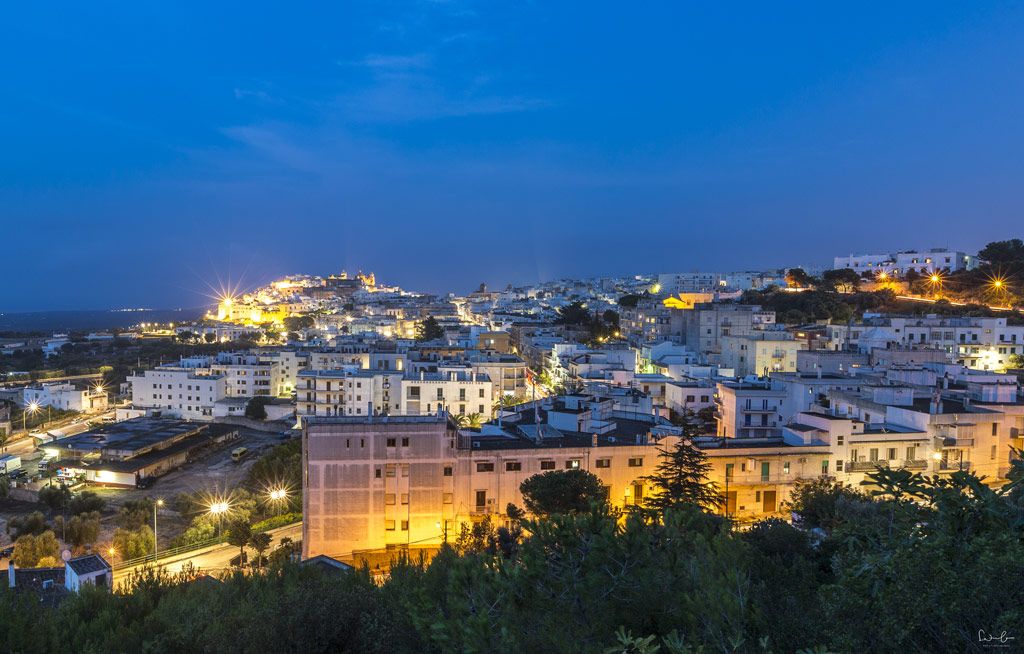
[0,308,207,333]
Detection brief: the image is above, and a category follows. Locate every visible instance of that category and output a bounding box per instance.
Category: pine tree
[643,439,722,513]
[415,316,445,342]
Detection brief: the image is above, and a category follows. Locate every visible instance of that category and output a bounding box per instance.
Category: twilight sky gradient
[3,2,1024,311]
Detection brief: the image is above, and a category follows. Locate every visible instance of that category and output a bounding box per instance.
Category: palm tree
[465,413,484,429]
[450,414,469,428]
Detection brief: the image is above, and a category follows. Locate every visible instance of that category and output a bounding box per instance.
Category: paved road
[113,522,302,584]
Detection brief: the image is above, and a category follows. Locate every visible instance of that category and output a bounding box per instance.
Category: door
[725,491,737,515]
[762,490,777,513]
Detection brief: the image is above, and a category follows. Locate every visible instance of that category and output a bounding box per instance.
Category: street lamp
[23,401,40,432]
[153,498,164,561]
[209,501,230,538]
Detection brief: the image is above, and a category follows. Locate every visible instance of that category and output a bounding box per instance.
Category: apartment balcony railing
[936,461,973,473]
[846,459,928,472]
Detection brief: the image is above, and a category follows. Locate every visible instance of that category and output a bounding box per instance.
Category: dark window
[386,438,396,447]
[476,462,495,472]
[443,466,453,477]
[540,460,555,470]
[505,461,522,471]
[595,458,611,469]
[628,457,643,467]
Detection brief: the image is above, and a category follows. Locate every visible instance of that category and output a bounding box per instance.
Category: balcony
[846,459,928,472]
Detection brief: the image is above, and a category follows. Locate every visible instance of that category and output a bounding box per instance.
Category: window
[375,468,382,479]
[906,446,916,461]
[760,462,770,481]
[401,493,409,505]
[475,490,487,508]
[869,448,879,462]
[476,462,495,472]
[386,438,396,447]
[540,460,555,470]
[627,457,643,467]
[887,448,897,461]
[437,388,444,400]
[459,389,466,401]
[836,460,844,472]
[565,459,581,470]
[821,460,829,475]
[595,458,611,469]
[443,493,453,504]
[783,462,790,475]
[401,520,409,531]
[725,463,734,481]
[386,467,396,478]
[402,437,409,447]
[505,461,522,471]
[479,388,485,398]
[992,423,999,436]
[385,520,396,531]
[385,494,396,505]
[443,466,453,477]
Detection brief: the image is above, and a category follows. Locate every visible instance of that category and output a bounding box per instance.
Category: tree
[175,331,198,343]
[38,484,70,514]
[227,520,253,565]
[1008,353,1024,369]
[821,268,861,293]
[979,239,1024,265]
[203,333,217,343]
[112,525,156,560]
[783,476,870,532]
[248,531,272,567]
[245,396,270,420]
[284,315,315,332]
[55,511,101,551]
[68,490,105,515]
[519,469,607,516]
[785,267,814,288]
[12,530,60,567]
[643,439,722,513]
[415,316,445,342]
[7,511,49,539]
[554,301,592,326]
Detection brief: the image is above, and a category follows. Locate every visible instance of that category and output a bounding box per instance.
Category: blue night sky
[3,2,1024,311]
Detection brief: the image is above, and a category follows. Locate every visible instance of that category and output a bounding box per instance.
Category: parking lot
[1,424,298,552]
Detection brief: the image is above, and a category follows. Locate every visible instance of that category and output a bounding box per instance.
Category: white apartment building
[399,371,492,417]
[259,350,309,396]
[210,352,280,398]
[832,248,978,274]
[682,304,776,360]
[828,315,1024,371]
[719,332,803,378]
[22,382,108,413]
[715,381,786,439]
[296,370,351,418]
[126,366,226,421]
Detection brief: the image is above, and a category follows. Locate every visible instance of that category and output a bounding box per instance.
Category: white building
[719,332,803,378]
[832,248,978,275]
[398,371,492,417]
[210,352,280,398]
[126,366,226,421]
[22,382,108,413]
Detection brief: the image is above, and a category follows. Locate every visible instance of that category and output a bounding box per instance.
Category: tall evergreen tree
[643,439,722,513]
[415,316,444,342]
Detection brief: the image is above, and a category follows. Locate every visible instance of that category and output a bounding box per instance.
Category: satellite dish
[61,549,72,562]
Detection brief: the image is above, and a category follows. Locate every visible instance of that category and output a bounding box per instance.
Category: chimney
[592,433,598,447]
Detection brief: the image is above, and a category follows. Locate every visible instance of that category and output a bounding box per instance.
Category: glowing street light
[153,498,164,561]
[268,488,288,502]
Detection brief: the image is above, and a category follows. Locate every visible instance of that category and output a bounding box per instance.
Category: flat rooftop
[50,418,205,456]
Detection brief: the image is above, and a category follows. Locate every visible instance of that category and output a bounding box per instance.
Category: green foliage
[785,267,816,288]
[245,396,270,420]
[12,530,60,567]
[227,520,253,561]
[643,439,722,513]
[7,511,49,539]
[113,525,155,560]
[248,531,273,567]
[6,465,1024,653]
[820,268,861,293]
[519,469,607,516]
[415,316,445,342]
[245,439,302,511]
[251,512,301,533]
[284,315,316,332]
[55,511,102,551]
[116,498,155,531]
[68,490,106,515]
[38,483,70,513]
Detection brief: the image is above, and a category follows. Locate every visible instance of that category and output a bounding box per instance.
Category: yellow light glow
[930,274,940,283]
[993,279,1004,289]
[877,271,888,280]
[931,452,943,461]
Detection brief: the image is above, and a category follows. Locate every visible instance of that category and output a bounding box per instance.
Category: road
[113,522,302,584]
